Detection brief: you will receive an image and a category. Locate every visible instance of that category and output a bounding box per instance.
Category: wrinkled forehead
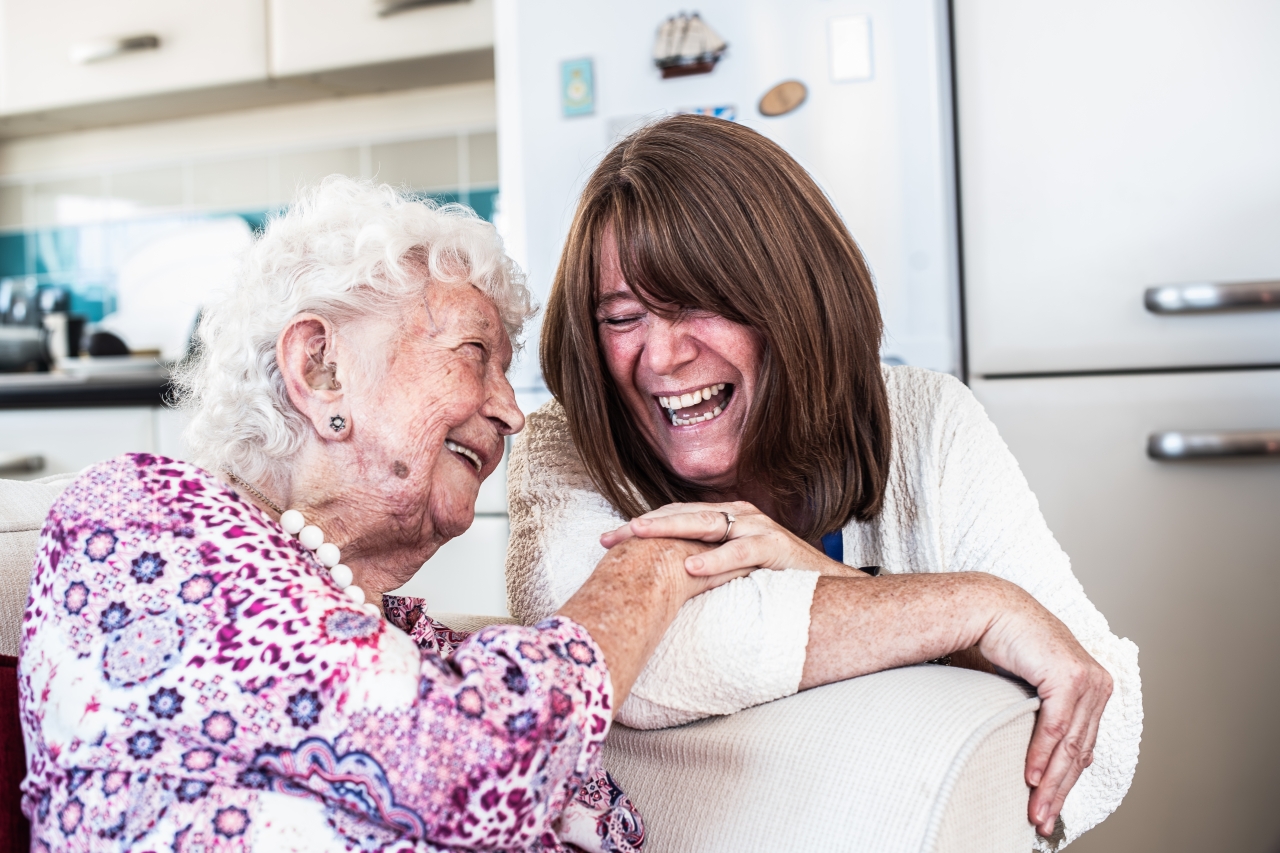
[422,280,514,365]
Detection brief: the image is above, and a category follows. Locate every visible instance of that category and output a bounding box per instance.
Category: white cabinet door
[0,407,155,479]
[971,370,1280,853]
[0,0,268,115]
[955,0,1280,375]
[269,0,493,77]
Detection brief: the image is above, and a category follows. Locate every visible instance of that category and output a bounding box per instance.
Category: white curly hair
[171,176,534,495]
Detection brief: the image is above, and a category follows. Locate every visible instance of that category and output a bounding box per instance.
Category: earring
[329,415,347,432]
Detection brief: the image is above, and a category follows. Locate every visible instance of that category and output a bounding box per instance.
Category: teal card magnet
[561,58,595,117]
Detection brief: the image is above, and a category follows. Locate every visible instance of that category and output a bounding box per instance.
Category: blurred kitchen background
[0,1,1275,851]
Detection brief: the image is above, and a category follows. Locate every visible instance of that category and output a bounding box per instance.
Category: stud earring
[329,415,347,432]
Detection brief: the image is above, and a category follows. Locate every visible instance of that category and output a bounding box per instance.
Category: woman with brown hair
[506,115,1141,846]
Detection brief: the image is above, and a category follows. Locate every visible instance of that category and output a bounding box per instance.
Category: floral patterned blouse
[18,454,645,852]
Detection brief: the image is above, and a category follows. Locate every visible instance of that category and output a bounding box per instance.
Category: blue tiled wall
[0,187,498,322]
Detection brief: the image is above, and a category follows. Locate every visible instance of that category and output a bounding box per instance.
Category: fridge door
[970,369,1280,853]
[955,0,1280,376]
[497,0,962,387]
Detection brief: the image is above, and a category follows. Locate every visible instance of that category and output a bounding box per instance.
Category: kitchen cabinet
[956,0,1280,376]
[0,407,157,479]
[971,370,1280,853]
[268,0,494,78]
[0,0,268,115]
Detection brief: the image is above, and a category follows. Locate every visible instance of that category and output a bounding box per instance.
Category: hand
[599,501,858,579]
[975,587,1115,837]
[558,537,756,708]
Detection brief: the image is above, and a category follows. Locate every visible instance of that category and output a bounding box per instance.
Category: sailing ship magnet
[654,13,727,78]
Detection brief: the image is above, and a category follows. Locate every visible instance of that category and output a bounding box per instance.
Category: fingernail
[634,518,650,527]
[686,556,703,571]
[1029,768,1042,787]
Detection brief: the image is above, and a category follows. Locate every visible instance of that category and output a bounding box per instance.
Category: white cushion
[0,474,74,656]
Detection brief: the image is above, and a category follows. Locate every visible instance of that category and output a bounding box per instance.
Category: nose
[644,315,698,378]
[484,370,525,437]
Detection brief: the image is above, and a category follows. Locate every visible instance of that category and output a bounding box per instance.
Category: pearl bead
[330,563,353,589]
[316,542,341,568]
[274,507,380,621]
[298,525,325,550]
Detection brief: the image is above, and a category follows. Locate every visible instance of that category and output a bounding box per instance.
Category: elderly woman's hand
[560,536,757,709]
[599,501,864,578]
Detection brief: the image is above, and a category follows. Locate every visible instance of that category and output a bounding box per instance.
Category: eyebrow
[596,292,641,311]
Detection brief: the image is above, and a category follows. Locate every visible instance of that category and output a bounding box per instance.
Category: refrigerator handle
[1148,430,1280,460]
[1144,280,1280,314]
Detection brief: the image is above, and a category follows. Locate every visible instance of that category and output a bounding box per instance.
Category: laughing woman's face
[593,231,763,493]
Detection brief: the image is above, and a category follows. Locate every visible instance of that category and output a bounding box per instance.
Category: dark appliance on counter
[0,279,87,372]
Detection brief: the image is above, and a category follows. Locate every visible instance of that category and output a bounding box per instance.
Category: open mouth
[657,383,734,427]
[444,439,483,472]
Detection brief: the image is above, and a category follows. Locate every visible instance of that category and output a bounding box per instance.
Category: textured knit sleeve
[506,401,820,729]
[913,370,1143,851]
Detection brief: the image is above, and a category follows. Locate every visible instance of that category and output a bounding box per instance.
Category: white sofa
[0,475,1040,852]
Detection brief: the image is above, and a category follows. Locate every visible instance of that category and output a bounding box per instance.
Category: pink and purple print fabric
[18,454,644,852]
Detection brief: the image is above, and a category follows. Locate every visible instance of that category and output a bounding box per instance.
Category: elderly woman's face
[595,232,762,492]
[350,280,522,543]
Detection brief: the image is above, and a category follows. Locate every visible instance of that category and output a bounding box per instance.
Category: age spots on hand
[393,461,410,479]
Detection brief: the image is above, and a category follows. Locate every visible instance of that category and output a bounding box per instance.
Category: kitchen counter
[0,369,171,409]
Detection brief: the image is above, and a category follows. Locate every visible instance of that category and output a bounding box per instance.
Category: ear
[277,313,353,442]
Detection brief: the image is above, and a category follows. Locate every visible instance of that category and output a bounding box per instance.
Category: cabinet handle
[69,34,161,65]
[0,453,46,476]
[1143,280,1280,314]
[377,0,467,17]
[1148,430,1280,460]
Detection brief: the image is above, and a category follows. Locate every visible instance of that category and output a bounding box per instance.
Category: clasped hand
[600,500,859,577]
[601,500,1114,838]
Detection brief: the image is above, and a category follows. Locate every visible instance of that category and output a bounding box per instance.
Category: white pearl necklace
[279,509,381,618]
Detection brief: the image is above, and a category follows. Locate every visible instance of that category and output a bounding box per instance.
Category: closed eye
[599,315,643,328]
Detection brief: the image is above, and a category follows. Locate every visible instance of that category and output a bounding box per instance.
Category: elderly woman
[507,116,1141,846]
[16,177,761,852]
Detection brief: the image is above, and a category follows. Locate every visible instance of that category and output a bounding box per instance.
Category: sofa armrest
[429,612,518,634]
[603,665,1039,853]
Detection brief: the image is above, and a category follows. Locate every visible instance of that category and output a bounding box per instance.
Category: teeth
[667,393,730,427]
[660,383,727,412]
[444,440,482,471]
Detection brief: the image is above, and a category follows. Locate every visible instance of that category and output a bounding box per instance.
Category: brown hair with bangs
[541,114,891,541]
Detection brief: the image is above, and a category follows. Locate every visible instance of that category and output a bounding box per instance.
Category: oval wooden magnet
[758,80,808,117]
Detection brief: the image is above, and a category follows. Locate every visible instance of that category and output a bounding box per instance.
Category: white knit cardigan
[505,365,1141,849]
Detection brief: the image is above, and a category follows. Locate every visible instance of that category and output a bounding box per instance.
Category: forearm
[557,537,708,707]
[799,572,1018,690]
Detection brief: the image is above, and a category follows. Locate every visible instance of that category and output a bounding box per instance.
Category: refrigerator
[954,2,1280,852]
[493,0,964,397]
